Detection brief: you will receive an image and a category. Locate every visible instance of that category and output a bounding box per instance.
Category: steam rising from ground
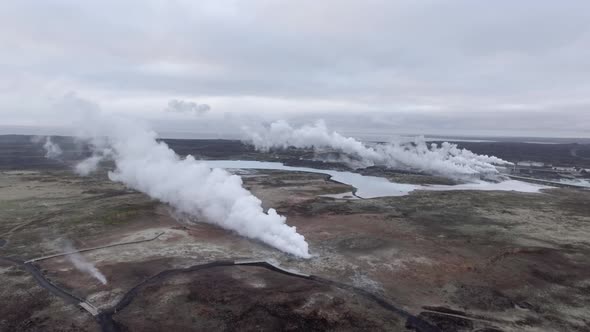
[44,137,63,159]
[75,155,104,176]
[33,136,63,159]
[74,146,112,176]
[67,97,309,258]
[63,241,107,285]
[245,120,511,179]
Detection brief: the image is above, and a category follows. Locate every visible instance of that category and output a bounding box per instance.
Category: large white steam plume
[63,95,309,258]
[63,241,107,285]
[244,120,511,178]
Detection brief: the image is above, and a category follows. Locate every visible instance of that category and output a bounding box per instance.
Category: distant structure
[507,159,590,187]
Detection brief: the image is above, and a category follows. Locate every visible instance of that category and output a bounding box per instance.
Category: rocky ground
[1,137,590,331]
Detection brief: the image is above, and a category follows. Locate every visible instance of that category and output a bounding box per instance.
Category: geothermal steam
[34,136,63,159]
[63,241,107,285]
[44,137,63,159]
[245,120,511,179]
[69,103,309,258]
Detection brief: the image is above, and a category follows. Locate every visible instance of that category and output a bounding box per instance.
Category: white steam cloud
[44,137,63,159]
[63,241,107,285]
[74,145,112,176]
[65,95,309,258]
[33,136,63,159]
[165,99,211,115]
[244,120,511,179]
[74,154,103,176]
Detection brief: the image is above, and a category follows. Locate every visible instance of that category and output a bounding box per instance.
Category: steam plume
[75,155,104,176]
[244,120,511,178]
[66,95,309,258]
[63,241,107,285]
[74,146,112,176]
[34,136,63,159]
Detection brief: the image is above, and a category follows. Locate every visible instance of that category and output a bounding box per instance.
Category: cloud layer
[1,1,589,137]
[165,99,211,115]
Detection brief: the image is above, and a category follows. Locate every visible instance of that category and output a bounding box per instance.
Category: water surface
[204,160,549,199]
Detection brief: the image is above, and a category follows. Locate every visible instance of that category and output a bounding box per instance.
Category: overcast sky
[1,1,589,138]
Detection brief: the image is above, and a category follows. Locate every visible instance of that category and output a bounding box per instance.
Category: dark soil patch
[418,311,474,332]
[337,236,390,251]
[451,284,514,311]
[112,266,407,331]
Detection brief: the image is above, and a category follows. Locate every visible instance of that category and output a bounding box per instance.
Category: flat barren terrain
[1,137,590,332]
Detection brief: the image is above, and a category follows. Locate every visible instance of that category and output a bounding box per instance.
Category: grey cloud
[165,99,211,115]
[0,1,589,137]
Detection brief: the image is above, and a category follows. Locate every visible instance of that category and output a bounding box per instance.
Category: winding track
[25,232,165,263]
[98,259,440,332]
[0,257,85,307]
[1,221,438,331]
[1,256,440,332]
